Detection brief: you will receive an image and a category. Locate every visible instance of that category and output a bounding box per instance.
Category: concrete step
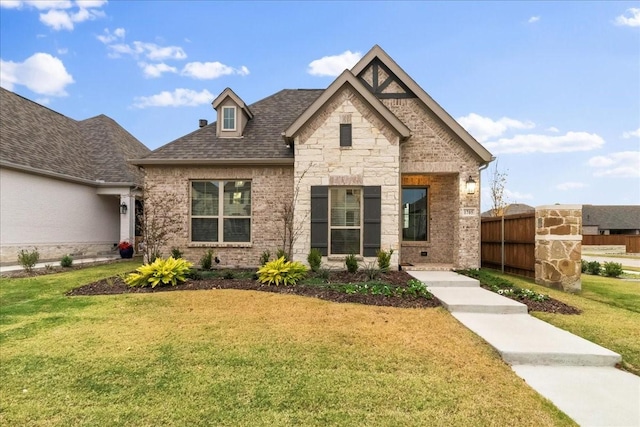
[407,271,479,287]
[430,287,528,314]
[512,365,640,427]
[453,313,621,367]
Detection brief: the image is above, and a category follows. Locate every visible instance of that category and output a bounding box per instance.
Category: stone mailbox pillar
[535,205,582,292]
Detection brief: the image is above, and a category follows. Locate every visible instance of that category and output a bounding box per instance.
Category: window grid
[329,188,362,255]
[222,106,236,131]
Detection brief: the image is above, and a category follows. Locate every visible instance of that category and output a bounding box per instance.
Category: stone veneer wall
[535,205,582,292]
[143,165,293,268]
[292,87,401,268]
[383,98,481,269]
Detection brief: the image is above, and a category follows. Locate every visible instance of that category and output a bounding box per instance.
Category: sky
[1,0,639,211]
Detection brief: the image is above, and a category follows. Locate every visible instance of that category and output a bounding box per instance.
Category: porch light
[465,176,477,194]
[120,202,128,215]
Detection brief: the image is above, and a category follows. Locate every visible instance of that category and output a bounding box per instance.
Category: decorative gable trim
[212,87,253,119]
[283,70,411,142]
[351,45,493,165]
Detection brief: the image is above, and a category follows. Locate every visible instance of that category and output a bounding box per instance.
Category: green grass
[0,263,574,426]
[482,270,640,375]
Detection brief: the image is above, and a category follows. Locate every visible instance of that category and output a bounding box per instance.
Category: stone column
[534,205,582,292]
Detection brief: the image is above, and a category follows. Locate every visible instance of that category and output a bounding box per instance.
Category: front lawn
[0,263,573,426]
[479,270,640,376]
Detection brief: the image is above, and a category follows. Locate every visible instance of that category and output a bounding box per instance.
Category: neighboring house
[132,45,493,269]
[582,205,640,235]
[0,87,150,264]
[481,203,535,218]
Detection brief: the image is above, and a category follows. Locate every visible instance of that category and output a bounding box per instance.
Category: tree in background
[489,161,509,217]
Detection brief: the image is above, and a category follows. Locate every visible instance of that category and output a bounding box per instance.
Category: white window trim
[328,187,363,256]
[190,180,251,244]
[221,106,237,131]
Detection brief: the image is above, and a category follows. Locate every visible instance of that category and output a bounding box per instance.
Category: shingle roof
[139,89,323,162]
[582,205,640,230]
[0,87,149,185]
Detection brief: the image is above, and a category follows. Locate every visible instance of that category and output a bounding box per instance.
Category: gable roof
[212,87,254,119]
[284,70,411,141]
[0,87,149,186]
[582,205,640,230]
[351,45,493,165]
[134,89,323,165]
[481,203,535,217]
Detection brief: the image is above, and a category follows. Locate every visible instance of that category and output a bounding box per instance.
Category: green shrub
[125,257,193,288]
[345,253,358,273]
[200,249,215,270]
[257,256,307,286]
[60,254,73,268]
[17,248,39,273]
[457,269,548,302]
[276,248,289,262]
[171,247,183,259]
[586,261,601,275]
[259,250,271,266]
[581,259,588,273]
[362,261,380,280]
[317,268,330,282]
[376,248,393,273]
[223,270,235,280]
[307,248,322,272]
[603,261,624,278]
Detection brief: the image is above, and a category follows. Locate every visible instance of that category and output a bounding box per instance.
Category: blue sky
[1,0,639,211]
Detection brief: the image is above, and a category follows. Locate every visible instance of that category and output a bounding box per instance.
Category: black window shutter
[340,124,352,147]
[363,186,381,256]
[310,186,329,256]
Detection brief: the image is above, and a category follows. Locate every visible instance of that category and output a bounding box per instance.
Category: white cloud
[107,41,186,60]
[0,1,72,10]
[457,113,535,142]
[132,88,214,108]
[505,189,534,200]
[615,8,640,27]
[546,126,560,133]
[556,182,587,191]
[181,61,249,79]
[588,151,640,177]
[57,47,68,54]
[0,52,74,95]
[622,127,640,139]
[76,0,107,7]
[528,16,540,23]
[96,27,125,44]
[3,0,105,30]
[35,97,50,105]
[139,62,177,78]
[485,131,604,154]
[39,9,73,30]
[308,50,362,77]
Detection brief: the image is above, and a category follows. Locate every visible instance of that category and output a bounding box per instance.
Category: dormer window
[222,106,236,131]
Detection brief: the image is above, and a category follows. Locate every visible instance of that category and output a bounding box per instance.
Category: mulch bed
[66,269,581,313]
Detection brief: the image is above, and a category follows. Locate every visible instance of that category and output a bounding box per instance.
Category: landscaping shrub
[60,255,73,268]
[125,257,193,288]
[17,248,39,273]
[257,256,307,286]
[376,248,393,273]
[200,249,215,270]
[362,261,380,280]
[586,261,601,276]
[223,270,235,280]
[171,247,183,259]
[345,253,358,273]
[307,248,322,272]
[581,259,588,273]
[276,248,289,262]
[603,262,623,278]
[335,279,432,299]
[259,250,270,266]
[457,269,548,302]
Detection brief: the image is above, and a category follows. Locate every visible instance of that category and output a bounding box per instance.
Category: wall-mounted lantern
[120,202,128,215]
[466,176,477,195]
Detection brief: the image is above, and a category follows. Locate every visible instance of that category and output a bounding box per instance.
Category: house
[132,45,493,269]
[0,87,149,264]
[582,205,640,235]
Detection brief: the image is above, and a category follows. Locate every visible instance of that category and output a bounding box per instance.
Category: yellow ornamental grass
[125,257,194,288]
[257,256,308,286]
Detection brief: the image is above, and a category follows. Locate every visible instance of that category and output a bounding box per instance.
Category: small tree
[137,182,186,264]
[489,161,509,217]
[280,163,313,260]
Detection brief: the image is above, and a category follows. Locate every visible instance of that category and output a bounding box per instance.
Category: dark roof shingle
[582,205,640,230]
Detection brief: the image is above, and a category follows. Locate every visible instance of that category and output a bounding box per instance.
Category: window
[222,106,236,131]
[191,180,251,243]
[340,123,352,147]
[402,187,428,241]
[330,188,361,254]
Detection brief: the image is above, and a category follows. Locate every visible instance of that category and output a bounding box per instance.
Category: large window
[222,106,236,131]
[402,187,428,241]
[191,180,251,243]
[330,188,362,254]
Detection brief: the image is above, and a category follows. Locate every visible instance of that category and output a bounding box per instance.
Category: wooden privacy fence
[481,213,535,278]
[583,235,640,253]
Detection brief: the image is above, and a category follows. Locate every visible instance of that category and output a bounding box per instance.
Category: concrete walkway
[408,270,640,427]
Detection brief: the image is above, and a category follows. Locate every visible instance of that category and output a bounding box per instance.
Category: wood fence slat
[481,213,535,278]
